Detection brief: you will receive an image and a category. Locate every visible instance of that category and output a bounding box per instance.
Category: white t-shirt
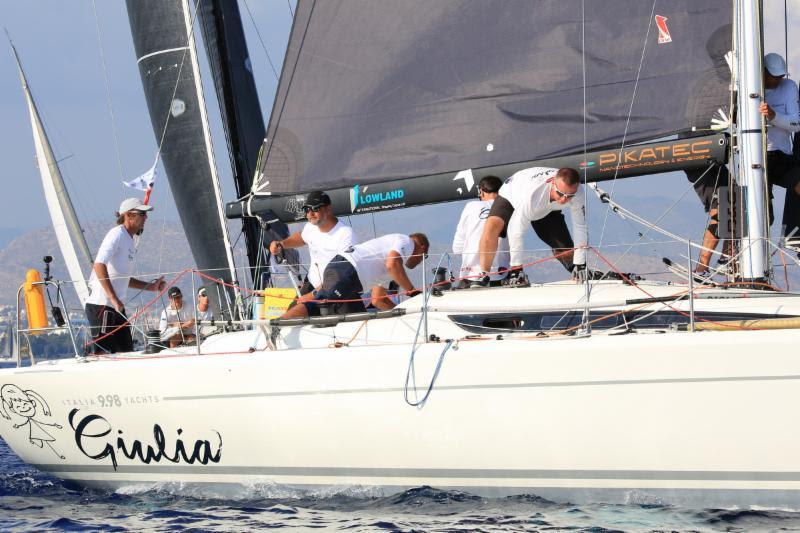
[196,306,214,336]
[765,77,800,155]
[159,306,183,332]
[452,199,509,280]
[499,166,587,266]
[301,221,356,287]
[196,306,212,322]
[342,234,415,289]
[86,225,136,307]
[158,305,190,341]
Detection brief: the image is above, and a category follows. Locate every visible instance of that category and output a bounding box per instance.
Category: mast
[11,43,92,306]
[179,0,243,312]
[126,0,242,318]
[196,0,280,286]
[736,0,769,280]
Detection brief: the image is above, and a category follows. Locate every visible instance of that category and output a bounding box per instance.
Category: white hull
[2,281,800,507]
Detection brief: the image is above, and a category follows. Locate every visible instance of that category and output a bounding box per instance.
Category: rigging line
[287,0,295,19]
[598,163,716,268]
[241,0,280,80]
[785,0,789,75]
[595,0,658,252]
[580,0,592,309]
[150,0,204,172]
[91,0,125,182]
[370,212,377,239]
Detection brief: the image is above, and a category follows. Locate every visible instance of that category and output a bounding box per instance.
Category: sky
[1,1,799,245]
[0,0,294,241]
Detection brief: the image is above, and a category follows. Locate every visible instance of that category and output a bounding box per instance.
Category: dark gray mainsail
[126,0,239,316]
[231,0,731,222]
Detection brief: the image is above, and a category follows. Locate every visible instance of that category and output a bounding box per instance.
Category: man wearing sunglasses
[477,167,588,286]
[85,197,166,354]
[281,233,429,319]
[760,53,800,253]
[268,191,356,306]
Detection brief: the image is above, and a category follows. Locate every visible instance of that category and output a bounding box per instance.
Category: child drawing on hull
[0,384,64,459]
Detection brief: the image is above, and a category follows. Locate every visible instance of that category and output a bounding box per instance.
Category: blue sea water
[6,440,800,532]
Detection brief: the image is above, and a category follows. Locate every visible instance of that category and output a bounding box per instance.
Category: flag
[123,164,156,192]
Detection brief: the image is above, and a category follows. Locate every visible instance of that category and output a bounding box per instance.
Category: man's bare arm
[93,263,123,311]
[385,251,419,296]
[269,232,306,255]
[129,277,166,292]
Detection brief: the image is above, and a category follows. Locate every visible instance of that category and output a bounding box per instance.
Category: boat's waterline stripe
[163,374,800,401]
[32,464,800,481]
[137,46,190,64]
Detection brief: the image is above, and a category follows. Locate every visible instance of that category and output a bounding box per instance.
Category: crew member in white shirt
[269,191,356,309]
[280,233,429,319]
[759,53,800,247]
[84,198,166,354]
[158,286,196,348]
[195,286,215,338]
[452,175,510,287]
[477,167,588,286]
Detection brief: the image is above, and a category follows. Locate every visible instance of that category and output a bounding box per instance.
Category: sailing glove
[572,263,588,282]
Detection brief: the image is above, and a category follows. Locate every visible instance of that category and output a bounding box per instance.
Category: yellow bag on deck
[260,288,298,319]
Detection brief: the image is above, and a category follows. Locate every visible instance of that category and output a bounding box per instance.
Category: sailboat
[3,0,800,509]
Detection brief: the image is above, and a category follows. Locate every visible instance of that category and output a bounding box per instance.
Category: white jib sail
[13,45,92,306]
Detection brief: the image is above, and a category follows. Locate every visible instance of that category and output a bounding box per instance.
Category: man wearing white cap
[84,198,166,354]
[760,53,800,248]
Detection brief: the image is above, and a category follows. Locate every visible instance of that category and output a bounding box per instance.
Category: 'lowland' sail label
[349,184,406,213]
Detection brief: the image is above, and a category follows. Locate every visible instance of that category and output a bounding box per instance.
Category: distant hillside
[3,199,799,307]
[0,221,194,306]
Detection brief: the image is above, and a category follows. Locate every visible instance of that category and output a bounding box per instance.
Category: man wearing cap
[280,233,429,319]
[268,191,356,303]
[760,52,800,248]
[452,175,510,287]
[195,287,215,338]
[158,287,196,348]
[85,198,166,354]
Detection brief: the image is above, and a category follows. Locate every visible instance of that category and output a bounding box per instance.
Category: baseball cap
[168,286,182,298]
[302,191,331,209]
[119,197,154,214]
[198,287,207,297]
[764,53,787,77]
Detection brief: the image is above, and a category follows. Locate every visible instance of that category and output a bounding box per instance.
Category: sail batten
[253,0,731,199]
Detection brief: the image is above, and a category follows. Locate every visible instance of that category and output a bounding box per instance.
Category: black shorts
[766,150,800,234]
[287,277,320,316]
[531,211,574,269]
[305,255,367,315]
[686,164,730,213]
[487,195,515,238]
[488,195,574,270]
[85,303,133,354]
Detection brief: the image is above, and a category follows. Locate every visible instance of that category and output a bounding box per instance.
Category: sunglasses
[553,180,577,200]
[198,293,208,298]
[303,204,324,213]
